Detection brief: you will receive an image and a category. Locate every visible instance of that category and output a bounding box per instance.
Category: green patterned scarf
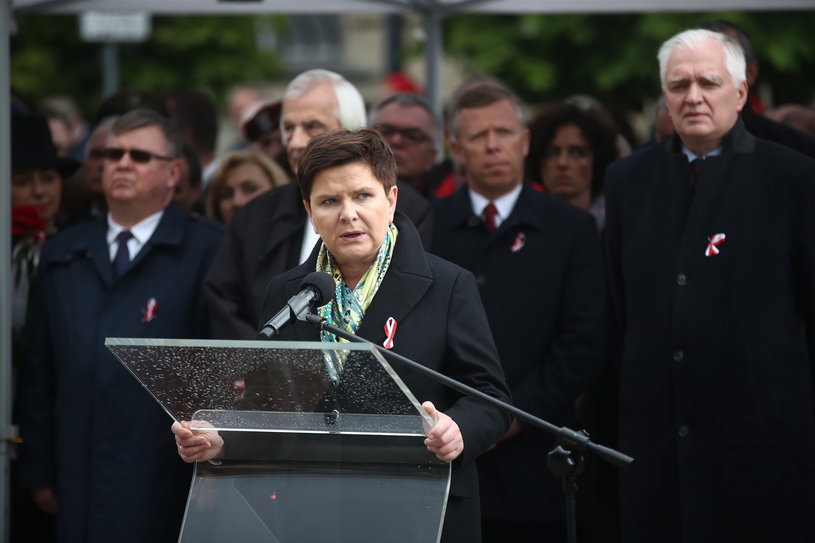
[316,223,399,385]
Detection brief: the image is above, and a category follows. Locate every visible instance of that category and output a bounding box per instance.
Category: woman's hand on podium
[172,421,224,463]
[422,401,464,462]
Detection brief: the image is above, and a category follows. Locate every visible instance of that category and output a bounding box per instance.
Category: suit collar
[49,203,186,287]
[259,182,308,260]
[285,212,433,345]
[667,117,756,156]
[448,181,546,233]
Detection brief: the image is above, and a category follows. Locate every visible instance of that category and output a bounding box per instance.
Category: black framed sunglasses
[102,148,176,163]
[373,123,432,145]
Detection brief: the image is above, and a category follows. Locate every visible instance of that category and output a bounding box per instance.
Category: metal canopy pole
[0,0,13,540]
[424,10,442,125]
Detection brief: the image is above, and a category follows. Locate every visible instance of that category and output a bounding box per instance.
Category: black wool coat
[431,183,607,523]
[259,212,512,543]
[604,119,815,543]
[205,180,434,340]
[17,204,224,543]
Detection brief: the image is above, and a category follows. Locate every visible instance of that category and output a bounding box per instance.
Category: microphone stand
[299,312,634,543]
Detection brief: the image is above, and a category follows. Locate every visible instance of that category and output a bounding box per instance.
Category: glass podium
[106,338,451,543]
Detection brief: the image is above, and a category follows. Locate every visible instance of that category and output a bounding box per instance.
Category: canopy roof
[13,0,815,16]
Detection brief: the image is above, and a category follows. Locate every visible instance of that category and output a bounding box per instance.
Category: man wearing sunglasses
[17,109,225,543]
[369,92,439,198]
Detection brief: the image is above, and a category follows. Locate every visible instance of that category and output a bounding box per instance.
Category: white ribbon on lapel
[383,317,397,350]
[705,233,726,257]
[141,297,157,323]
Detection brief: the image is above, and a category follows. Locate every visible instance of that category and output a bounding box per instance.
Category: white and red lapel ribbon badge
[383,317,397,350]
[705,233,726,257]
[510,232,527,253]
[141,297,158,323]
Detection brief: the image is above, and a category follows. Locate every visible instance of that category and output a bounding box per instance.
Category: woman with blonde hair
[207,150,289,225]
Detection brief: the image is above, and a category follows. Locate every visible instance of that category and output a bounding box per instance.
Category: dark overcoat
[259,212,512,543]
[205,180,434,340]
[431,183,607,522]
[604,119,815,543]
[17,204,224,543]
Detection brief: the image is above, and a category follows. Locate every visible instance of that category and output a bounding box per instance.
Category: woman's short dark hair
[526,102,619,201]
[297,128,397,202]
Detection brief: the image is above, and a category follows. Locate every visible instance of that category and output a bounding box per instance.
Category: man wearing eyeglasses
[205,69,433,340]
[369,93,439,197]
[17,109,225,543]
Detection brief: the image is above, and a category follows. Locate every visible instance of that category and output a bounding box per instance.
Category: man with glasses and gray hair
[605,28,815,542]
[205,69,433,341]
[17,108,225,543]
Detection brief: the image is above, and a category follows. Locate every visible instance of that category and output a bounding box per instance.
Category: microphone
[257,272,336,340]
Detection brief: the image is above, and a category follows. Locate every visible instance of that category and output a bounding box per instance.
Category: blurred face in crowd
[663,39,747,156]
[86,124,111,195]
[173,158,202,213]
[217,161,275,225]
[103,125,181,224]
[541,124,594,209]
[452,99,529,200]
[372,103,437,182]
[304,162,396,274]
[11,167,62,234]
[47,117,71,157]
[253,128,285,162]
[282,84,341,173]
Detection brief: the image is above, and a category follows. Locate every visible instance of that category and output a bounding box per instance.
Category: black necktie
[113,230,133,279]
[690,158,705,191]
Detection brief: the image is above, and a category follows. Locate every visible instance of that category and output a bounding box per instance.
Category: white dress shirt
[468,183,523,230]
[107,210,164,262]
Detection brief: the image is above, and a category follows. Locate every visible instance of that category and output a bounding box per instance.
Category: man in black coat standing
[605,29,815,543]
[17,109,224,543]
[431,85,607,541]
[205,69,433,340]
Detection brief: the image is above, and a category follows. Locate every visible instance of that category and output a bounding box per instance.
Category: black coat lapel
[355,213,433,346]
[259,183,307,261]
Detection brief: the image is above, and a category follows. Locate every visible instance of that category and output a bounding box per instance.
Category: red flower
[12,206,46,238]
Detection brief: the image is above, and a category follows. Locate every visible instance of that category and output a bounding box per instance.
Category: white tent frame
[2,0,813,540]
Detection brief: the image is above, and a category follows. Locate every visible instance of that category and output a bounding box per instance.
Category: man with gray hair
[605,29,815,542]
[205,69,433,340]
[17,108,225,542]
[369,92,439,196]
[432,85,606,542]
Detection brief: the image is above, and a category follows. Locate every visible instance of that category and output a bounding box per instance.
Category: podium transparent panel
[105,339,451,543]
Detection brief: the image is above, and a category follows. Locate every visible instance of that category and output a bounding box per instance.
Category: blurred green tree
[444,11,815,133]
[11,15,287,115]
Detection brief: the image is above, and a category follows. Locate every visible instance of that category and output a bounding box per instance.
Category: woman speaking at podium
[173,128,511,543]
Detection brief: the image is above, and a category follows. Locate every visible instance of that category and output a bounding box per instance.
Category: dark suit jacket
[742,99,815,159]
[259,212,511,543]
[605,119,815,543]
[17,204,224,543]
[431,183,607,522]
[206,181,434,340]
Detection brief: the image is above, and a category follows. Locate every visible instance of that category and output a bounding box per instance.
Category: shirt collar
[468,183,523,225]
[106,209,165,246]
[682,144,723,162]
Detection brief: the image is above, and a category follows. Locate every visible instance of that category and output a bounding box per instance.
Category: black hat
[241,101,282,142]
[12,115,81,178]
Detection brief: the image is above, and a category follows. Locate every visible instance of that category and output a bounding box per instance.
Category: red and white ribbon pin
[705,233,726,257]
[510,232,527,253]
[141,297,158,323]
[383,317,397,350]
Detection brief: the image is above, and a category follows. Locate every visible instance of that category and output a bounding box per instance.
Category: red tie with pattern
[483,203,497,233]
